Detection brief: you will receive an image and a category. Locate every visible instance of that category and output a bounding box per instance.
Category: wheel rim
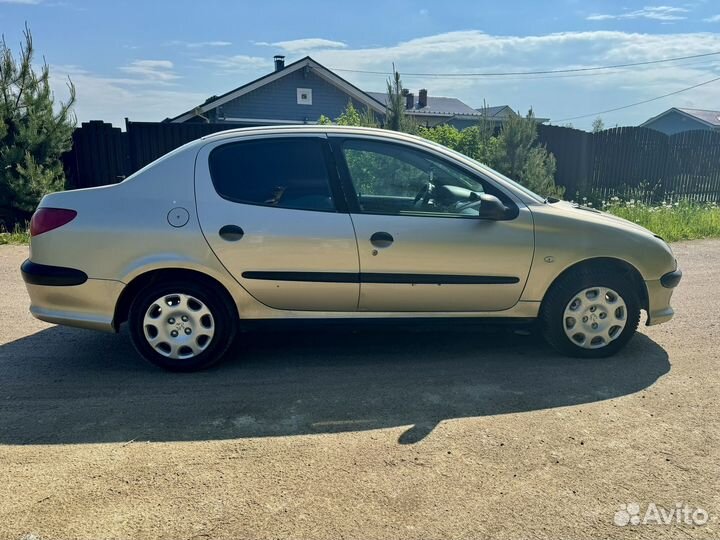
[142,293,215,360]
[562,286,627,350]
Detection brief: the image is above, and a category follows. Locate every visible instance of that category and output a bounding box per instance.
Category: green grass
[604,199,720,242]
[0,223,30,245]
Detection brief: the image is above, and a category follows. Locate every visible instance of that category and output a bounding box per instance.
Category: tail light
[30,208,77,237]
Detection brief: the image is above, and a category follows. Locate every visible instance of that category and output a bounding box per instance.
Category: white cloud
[196,54,268,72]
[704,14,720,22]
[54,29,720,130]
[0,0,43,3]
[295,30,720,128]
[119,60,179,81]
[51,64,205,126]
[255,38,348,53]
[587,6,689,21]
[165,40,233,48]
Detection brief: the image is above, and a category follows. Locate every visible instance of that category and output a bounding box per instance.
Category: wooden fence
[63,120,257,189]
[537,125,720,202]
[63,121,720,202]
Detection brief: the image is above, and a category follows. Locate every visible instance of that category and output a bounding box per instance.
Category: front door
[332,136,534,312]
[195,135,359,311]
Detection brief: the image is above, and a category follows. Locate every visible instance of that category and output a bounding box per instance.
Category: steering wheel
[413,181,435,206]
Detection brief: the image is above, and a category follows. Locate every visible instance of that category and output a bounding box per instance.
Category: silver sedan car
[21,126,681,371]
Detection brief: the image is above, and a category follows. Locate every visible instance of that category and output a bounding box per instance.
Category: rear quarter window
[208,137,336,212]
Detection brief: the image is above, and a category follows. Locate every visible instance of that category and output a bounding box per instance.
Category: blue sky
[1,0,720,129]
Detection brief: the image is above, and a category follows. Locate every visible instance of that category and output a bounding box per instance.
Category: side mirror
[477,193,509,220]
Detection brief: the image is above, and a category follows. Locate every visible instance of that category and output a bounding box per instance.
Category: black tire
[128,280,236,371]
[540,268,641,358]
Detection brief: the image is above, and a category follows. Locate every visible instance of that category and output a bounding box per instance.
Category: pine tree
[385,67,415,133]
[496,110,563,198]
[0,25,76,225]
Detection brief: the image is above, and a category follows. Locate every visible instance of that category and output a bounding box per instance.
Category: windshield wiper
[544,196,561,204]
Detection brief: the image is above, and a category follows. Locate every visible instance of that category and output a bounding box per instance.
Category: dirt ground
[0,241,718,540]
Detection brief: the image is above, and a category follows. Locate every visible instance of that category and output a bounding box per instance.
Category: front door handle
[219,224,245,241]
[370,231,394,248]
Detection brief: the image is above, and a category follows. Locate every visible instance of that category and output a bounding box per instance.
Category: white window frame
[297,88,312,105]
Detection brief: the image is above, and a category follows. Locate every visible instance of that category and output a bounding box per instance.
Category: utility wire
[395,59,717,81]
[331,50,720,78]
[553,75,720,122]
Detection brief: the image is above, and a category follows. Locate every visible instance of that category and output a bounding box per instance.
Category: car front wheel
[128,281,236,371]
[541,269,641,357]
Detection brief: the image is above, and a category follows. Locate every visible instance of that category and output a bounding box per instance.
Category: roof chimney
[273,55,285,72]
[418,88,428,108]
[405,92,415,109]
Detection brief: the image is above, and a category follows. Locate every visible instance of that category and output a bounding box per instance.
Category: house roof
[171,55,541,124]
[676,108,720,127]
[475,105,516,118]
[366,91,481,117]
[170,56,386,123]
[641,107,720,129]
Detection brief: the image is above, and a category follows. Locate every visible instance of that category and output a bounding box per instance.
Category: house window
[297,88,312,105]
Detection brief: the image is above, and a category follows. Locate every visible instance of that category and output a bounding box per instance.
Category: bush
[319,101,378,127]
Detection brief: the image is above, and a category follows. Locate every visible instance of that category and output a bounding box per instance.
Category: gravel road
[0,241,718,539]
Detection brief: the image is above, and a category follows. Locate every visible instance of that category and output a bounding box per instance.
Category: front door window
[341,139,491,217]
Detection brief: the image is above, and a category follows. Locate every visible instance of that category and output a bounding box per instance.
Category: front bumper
[21,259,123,332]
[645,268,682,326]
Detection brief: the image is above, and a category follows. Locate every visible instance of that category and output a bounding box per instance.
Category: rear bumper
[21,259,123,332]
[21,259,88,286]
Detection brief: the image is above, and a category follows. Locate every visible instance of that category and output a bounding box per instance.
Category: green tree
[385,68,415,133]
[591,117,605,133]
[421,110,562,198]
[0,25,76,224]
[495,110,562,198]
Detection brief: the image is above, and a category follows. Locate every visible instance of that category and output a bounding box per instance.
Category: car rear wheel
[128,281,236,371]
[541,269,641,358]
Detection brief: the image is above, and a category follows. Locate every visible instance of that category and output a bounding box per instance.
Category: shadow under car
[0,322,670,445]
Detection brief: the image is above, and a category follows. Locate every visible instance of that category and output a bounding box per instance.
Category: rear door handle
[370,231,394,248]
[219,225,245,241]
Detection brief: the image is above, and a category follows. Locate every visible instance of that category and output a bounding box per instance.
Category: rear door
[195,135,359,311]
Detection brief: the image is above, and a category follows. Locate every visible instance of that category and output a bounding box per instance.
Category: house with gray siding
[641,107,720,135]
[170,56,515,128]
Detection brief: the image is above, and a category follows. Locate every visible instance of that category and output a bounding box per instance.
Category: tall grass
[603,199,720,242]
[0,223,30,245]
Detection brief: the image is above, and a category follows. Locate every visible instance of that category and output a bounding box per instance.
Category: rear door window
[208,138,336,212]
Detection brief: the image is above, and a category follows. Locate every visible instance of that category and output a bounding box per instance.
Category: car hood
[547,201,656,237]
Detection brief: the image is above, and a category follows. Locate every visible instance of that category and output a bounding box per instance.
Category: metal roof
[641,107,720,129]
[677,108,720,127]
[366,91,481,117]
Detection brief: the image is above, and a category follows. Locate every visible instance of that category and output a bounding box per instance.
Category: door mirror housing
[477,193,510,220]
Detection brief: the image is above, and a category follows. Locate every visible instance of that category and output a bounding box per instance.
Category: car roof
[199,124,419,142]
